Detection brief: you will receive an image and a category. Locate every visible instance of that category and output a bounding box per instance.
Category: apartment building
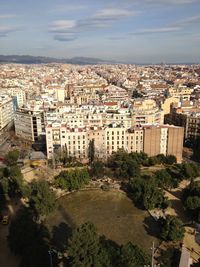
[0,88,26,108]
[143,125,184,162]
[165,102,200,144]
[167,86,194,100]
[0,95,14,144]
[14,108,45,142]
[46,124,184,163]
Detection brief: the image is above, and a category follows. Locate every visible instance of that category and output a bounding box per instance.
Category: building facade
[46,124,184,163]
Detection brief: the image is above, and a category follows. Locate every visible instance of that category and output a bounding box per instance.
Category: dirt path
[164,180,200,263]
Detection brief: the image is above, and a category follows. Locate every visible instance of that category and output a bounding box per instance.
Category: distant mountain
[0,55,116,65]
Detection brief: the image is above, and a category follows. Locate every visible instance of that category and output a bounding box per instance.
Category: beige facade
[161,97,180,115]
[0,95,14,144]
[167,87,193,100]
[46,124,184,162]
[167,127,184,163]
[143,125,184,162]
[143,126,161,157]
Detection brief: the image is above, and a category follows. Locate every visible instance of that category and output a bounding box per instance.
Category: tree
[184,181,200,221]
[54,168,90,191]
[158,248,180,267]
[8,165,25,197]
[0,177,9,195]
[164,155,177,165]
[88,139,95,163]
[5,150,19,166]
[8,207,51,267]
[91,160,105,179]
[119,242,150,267]
[129,177,167,210]
[107,151,140,180]
[68,222,111,267]
[154,169,172,189]
[181,163,200,179]
[160,216,185,241]
[29,180,57,219]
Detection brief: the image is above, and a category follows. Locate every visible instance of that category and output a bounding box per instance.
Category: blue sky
[0,0,200,63]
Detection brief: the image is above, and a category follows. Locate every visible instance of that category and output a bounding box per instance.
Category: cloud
[49,7,137,41]
[92,8,136,21]
[0,25,20,37]
[143,0,197,4]
[108,36,125,40]
[133,26,182,34]
[49,4,86,13]
[0,14,16,19]
[173,15,200,27]
[54,33,77,42]
[78,8,137,29]
[49,20,76,33]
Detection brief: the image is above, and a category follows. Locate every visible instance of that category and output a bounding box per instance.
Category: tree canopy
[159,215,185,242]
[54,168,90,191]
[184,181,200,222]
[29,180,57,219]
[5,150,20,166]
[8,207,51,267]
[68,222,150,267]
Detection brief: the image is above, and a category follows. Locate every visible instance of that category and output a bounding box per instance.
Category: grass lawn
[46,189,160,252]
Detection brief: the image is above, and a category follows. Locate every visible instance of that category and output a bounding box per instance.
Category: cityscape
[0,1,200,267]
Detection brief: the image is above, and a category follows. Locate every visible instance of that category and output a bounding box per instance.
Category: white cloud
[49,7,138,41]
[49,20,76,33]
[0,25,20,37]
[174,15,200,26]
[92,8,136,20]
[134,26,182,34]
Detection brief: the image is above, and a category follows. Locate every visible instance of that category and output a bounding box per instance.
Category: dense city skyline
[0,0,200,63]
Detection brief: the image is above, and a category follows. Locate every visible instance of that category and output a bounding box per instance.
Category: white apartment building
[0,95,14,144]
[0,87,26,108]
[46,123,184,162]
[46,123,88,159]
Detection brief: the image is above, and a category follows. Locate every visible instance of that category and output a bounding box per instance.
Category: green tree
[181,163,200,179]
[29,180,57,219]
[184,181,200,221]
[55,168,90,191]
[160,216,185,241]
[68,222,111,267]
[154,169,172,189]
[158,248,180,267]
[0,177,9,195]
[8,165,27,198]
[91,160,105,179]
[8,207,51,267]
[164,155,177,165]
[119,242,150,267]
[88,139,95,163]
[129,177,166,210]
[5,150,20,166]
[108,151,140,180]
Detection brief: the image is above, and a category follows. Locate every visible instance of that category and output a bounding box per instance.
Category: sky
[0,0,200,63]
